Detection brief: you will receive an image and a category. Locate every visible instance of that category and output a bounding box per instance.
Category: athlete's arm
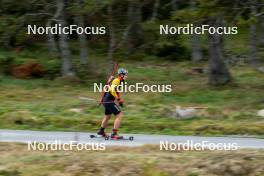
[116,92,121,99]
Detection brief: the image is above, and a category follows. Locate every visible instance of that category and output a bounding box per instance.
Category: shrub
[11,61,46,79]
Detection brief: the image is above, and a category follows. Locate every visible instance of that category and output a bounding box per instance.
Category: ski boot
[97,128,107,137]
[110,129,123,139]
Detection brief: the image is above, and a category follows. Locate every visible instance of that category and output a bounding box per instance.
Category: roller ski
[104,129,134,141]
[90,129,134,141]
[105,135,134,141]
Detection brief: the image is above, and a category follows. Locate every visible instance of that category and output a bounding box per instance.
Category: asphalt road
[1,129,264,149]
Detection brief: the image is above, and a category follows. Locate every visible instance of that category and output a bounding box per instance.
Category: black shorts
[104,102,121,115]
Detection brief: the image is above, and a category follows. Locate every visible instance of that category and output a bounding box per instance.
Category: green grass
[0,58,264,136]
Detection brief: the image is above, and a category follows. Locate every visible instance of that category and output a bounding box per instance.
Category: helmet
[117,68,128,76]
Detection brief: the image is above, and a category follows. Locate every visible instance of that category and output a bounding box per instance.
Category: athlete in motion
[97,68,128,139]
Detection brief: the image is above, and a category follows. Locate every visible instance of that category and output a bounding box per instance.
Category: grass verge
[0,143,263,176]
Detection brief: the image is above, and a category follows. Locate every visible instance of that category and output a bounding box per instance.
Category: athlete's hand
[118,98,124,107]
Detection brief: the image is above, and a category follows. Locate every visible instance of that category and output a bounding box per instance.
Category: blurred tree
[57,0,75,77]
[74,0,88,65]
[208,17,231,85]
[256,0,264,47]
[259,13,264,47]
[0,0,33,49]
[152,0,160,21]
[174,0,232,84]
[249,0,260,67]
[107,0,116,63]
[200,0,232,85]
[46,2,60,55]
[171,0,178,11]
[190,0,203,62]
[126,0,144,54]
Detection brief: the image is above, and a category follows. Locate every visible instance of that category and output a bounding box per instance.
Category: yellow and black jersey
[109,77,121,98]
[103,77,123,102]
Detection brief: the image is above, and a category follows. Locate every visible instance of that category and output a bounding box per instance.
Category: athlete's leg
[101,115,111,128]
[97,113,111,136]
[106,103,123,138]
[113,112,123,129]
[111,112,123,138]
